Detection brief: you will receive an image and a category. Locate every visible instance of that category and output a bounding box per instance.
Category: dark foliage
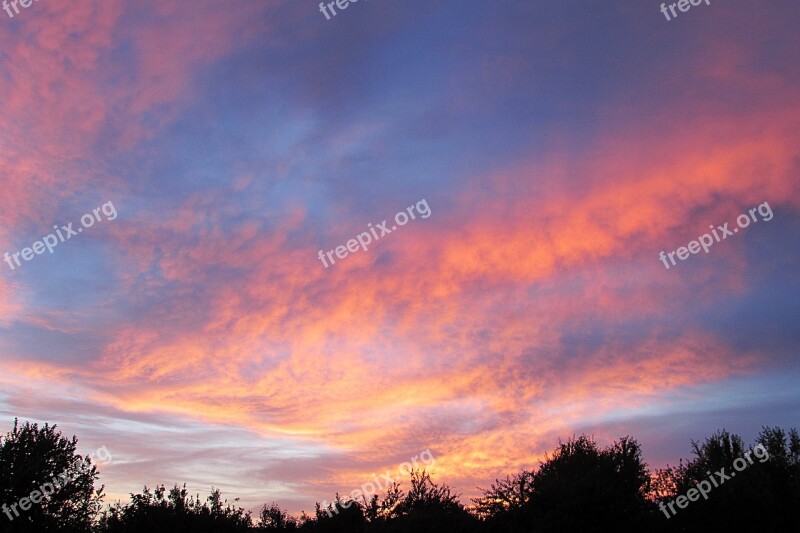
[475,435,656,533]
[257,502,299,531]
[99,484,252,533]
[0,419,104,533]
[653,426,800,533]
[2,419,798,532]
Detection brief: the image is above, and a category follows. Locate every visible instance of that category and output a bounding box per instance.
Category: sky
[0,0,799,515]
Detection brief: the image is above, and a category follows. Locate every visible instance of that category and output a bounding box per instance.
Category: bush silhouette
[258,502,299,530]
[99,484,252,532]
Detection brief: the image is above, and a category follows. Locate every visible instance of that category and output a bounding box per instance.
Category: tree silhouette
[3,418,798,532]
[0,419,103,533]
[657,427,800,532]
[362,480,403,526]
[312,493,367,532]
[257,502,298,530]
[99,484,252,532]
[385,469,476,533]
[477,435,655,533]
[473,470,535,521]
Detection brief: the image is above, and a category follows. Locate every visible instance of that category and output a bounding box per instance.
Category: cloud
[1,0,798,513]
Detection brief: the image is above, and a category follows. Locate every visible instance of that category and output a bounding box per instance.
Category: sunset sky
[1,0,798,514]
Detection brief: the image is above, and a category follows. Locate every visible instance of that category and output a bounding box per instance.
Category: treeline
[1,419,798,532]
